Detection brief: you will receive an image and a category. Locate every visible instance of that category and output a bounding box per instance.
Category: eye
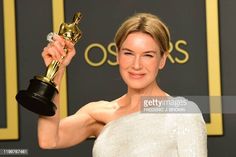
[124,52,133,55]
[144,54,154,58]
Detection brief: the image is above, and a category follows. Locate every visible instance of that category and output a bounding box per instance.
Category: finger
[54,41,66,57]
[48,46,61,61]
[47,41,64,60]
[42,45,60,61]
[53,34,66,47]
[65,41,76,56]
[63,50,76,65]
[42,47,54,60]
[42,47,49,58]
[65,40,75,49]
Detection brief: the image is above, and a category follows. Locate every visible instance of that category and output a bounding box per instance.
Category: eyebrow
[120,48,133,52]
[120,48,157,54]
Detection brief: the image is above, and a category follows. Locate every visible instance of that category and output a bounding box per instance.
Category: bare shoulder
[75,100,118,124]
[76,100,117,113]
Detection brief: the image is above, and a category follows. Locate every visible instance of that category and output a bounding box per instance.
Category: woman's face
[117,32,167,90]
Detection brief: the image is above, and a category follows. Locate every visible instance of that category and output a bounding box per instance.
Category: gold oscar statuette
[16,12,82,116]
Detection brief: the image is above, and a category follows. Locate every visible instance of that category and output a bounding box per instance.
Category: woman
[38,13,207,156]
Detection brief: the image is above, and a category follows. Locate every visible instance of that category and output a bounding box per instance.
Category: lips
[128,72,145,79]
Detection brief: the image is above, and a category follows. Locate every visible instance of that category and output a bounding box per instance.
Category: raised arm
[37,34,102,149]
[38,101,101,149]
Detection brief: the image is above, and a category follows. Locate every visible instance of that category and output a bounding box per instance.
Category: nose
[132,55,142,70]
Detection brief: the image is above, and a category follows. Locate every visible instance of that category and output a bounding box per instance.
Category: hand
[42,34,76,68]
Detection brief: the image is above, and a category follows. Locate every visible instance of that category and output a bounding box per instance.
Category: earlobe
[159,53,167,69]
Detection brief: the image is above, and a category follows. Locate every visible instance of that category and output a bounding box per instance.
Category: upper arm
[55,102,104,148]
[177,113,207,157]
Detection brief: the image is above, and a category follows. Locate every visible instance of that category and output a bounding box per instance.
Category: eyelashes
[144,54,154,58]
[123,52,154,58]
[124,52,133,55]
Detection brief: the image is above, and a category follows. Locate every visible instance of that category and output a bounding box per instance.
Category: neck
[119,81,166,109]
[127,81,165,97]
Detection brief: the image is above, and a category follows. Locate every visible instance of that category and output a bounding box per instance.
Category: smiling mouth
[128,72,145,79]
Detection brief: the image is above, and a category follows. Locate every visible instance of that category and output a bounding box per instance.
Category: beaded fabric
[92,98,207,157]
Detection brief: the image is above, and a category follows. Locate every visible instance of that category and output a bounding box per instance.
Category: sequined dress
[92,98,207,157]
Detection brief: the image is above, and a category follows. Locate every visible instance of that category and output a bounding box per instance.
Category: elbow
[38,139,57,149]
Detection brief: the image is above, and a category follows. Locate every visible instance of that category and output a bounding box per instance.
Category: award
[16,12,82,116]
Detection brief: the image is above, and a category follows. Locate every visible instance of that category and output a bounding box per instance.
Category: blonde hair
[114,13,170,56]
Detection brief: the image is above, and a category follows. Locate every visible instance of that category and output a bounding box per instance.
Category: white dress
[92,97,207,157]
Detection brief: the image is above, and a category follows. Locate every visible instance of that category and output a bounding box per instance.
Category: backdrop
[0,0,236,156]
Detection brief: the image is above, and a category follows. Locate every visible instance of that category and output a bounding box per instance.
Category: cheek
[144,58,159,68]
[144,59,160,75]
[118,55,133,69]
[151,64,159,75]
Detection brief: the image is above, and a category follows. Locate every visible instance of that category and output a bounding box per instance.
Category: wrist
[53,68,66,87]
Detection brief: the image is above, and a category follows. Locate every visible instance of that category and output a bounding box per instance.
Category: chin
[126,81,151,90]
[121,73,156,90]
